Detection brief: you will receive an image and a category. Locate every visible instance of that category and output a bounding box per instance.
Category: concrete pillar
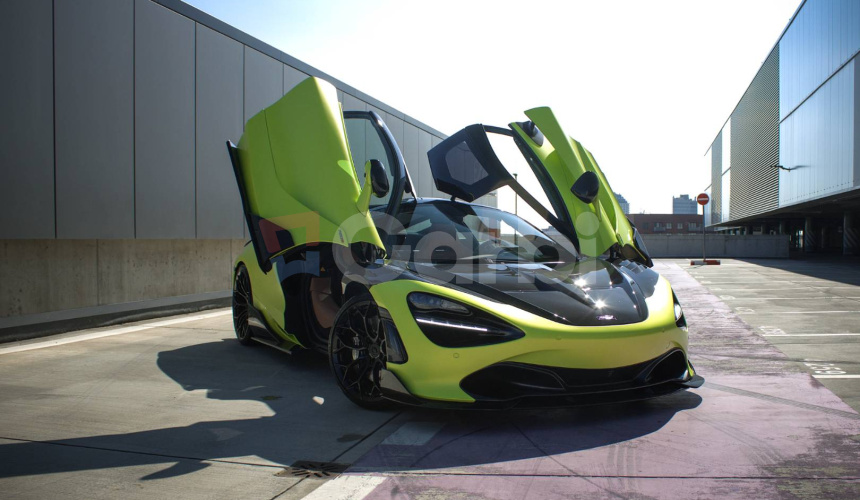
[761,223,769,235]
[804,217,816,253]
[778,220,787,235]
[845,212,859,255]
[820,226,828,251]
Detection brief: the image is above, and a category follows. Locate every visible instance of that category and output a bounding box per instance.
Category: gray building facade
[0,0,493,334]
[614,193,630,215]
[704,0,860,254]
[672,195,697,215]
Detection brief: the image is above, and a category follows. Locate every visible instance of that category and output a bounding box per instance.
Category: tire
[328,295,395,410]
[232,264,254,346]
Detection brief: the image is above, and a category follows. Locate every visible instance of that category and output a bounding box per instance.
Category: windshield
[386,200,579,265]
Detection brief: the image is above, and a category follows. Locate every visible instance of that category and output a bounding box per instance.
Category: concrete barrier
[0,238,245,341]
[641,234,789,258]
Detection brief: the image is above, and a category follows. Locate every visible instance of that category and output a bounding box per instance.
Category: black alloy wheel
[232,265,254,346]
[328,295,393,410]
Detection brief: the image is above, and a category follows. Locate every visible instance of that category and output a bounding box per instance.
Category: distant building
[615,193,630,214]
[673,194,698,214]
[628,214,712,234]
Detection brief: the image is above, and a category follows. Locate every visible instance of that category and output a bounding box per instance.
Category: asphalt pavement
[0,259,858,499]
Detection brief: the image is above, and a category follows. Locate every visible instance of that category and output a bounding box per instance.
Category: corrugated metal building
[704,0,860,254]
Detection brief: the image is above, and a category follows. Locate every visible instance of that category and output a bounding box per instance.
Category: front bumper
[378,349,703,409]
[370,277,693,404]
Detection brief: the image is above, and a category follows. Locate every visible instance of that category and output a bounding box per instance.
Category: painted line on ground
[740,311,860,315]
[381,421,444,446]
[762,333,860,337]
[699,279,850,283]
[721,297,860,300]
[300,475,386,500]
[0,309,232,355]
[709,287,818,292]
[780,311,860,314]
[814,375,860,379]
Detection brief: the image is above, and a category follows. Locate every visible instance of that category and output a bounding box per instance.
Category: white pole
[702,201,706,261]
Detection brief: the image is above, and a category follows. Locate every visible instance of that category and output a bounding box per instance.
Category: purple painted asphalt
[343,262,860,499]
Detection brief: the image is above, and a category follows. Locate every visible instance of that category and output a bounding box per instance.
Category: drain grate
[277,460,350,479]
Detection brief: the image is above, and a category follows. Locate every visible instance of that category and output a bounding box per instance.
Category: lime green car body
[228,76,699,408]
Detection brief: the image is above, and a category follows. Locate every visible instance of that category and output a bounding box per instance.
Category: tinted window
[345,115,397,209]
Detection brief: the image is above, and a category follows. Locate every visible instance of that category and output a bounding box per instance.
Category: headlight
[408,293,470,314]
[672,292,688,332]
[407,293,524,348]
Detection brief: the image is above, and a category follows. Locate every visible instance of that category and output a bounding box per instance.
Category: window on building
[677,223,683,229]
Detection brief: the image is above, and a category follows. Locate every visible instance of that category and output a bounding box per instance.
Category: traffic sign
[697,193,709,205]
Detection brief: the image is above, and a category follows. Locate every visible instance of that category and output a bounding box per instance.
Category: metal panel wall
[195,24,244,239]
[283,64,307,95]
[401,123,421,195]
[779,59,855,206]
[54,0,135,239]
[729,49,779,221]
[417,130,433,198]
[385,115,405,158]
[430,135,444,198]
[0,0,54,238]
[709,133,722,224]
[243,47,283,123]
[856,54,860,188]
[341,93,367,112]
[1,0,476,242]
[134,0,196,238]
[703,185,712,227]
[342,94,367,179]
[779,0,860,120]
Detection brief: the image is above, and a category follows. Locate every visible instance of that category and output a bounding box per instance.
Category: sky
[184,0,801,215]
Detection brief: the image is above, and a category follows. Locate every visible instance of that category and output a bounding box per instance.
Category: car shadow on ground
[0,338,701,479]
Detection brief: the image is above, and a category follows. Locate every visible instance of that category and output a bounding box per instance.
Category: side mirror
[367,159,389,198]
[571,171,599,204]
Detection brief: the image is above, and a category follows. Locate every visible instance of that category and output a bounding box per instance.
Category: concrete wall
[642,234,790,259]
[0,239,245,319]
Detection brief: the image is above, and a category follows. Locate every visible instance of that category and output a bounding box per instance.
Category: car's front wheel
[232,264,254,346]
[328,295,393,410]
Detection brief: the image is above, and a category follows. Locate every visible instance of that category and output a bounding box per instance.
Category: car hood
[403,258,660,327]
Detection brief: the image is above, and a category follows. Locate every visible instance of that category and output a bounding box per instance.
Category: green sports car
[227,77,702,409]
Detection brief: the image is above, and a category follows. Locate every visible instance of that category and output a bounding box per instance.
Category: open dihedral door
[510,107,651,266]
[425,107,652,266]
[227,77,385,273]
[426,124,579,246]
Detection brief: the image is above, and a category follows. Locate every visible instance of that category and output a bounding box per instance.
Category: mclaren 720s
[226,77,702,409]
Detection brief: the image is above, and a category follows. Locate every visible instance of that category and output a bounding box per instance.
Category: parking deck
[1,259,858,499]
